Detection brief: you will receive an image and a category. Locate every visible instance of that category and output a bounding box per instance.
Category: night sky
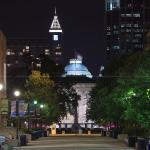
[0,0,105,76]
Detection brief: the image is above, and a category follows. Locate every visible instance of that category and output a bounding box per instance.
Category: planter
[112,131,118,139]
[128,136,137,147]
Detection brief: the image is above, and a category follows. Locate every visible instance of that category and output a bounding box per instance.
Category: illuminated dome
[62,59,93,78]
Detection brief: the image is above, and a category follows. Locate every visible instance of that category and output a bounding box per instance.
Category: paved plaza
[13,136,134,150]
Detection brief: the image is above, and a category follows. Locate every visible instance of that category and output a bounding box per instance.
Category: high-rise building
[49,8,63,65]
[6,38,50,97]
[105,0,150,61]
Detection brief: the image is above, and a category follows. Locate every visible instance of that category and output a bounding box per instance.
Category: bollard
[88,130,91,135]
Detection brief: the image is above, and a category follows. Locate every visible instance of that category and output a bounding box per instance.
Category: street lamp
[14,90,20,97]
[33,100,37,128]
[34,100,37,105]
[14,90,21,141]
[0,83,3,91]
[0,84,8,128]
[40,104,44,109]
[0,83,3,128]
[40,104,44,129]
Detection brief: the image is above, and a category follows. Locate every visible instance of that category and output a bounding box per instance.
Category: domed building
[60,56,96,129]
[62,58,92,78]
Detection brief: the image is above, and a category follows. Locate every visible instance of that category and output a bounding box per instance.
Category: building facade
[6,38,51,95]
[0,31,8,127]
[49,8,63,65]
[0,31,6,90]
[61,56,95,128]
[106,0,150,61]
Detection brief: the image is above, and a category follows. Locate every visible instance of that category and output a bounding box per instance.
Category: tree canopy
[23,71,80,124]
[87,50,150,135]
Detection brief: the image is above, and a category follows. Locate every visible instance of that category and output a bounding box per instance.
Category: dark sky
[0,0,105,76]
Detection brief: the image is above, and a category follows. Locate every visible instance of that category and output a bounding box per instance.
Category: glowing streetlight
[0,83,3,91]
[40,104,44,108]
[33,100,37,105]
[33,100,38,128]
[14,90,21,97]
[40,104,44,129]
[13,90,21,143]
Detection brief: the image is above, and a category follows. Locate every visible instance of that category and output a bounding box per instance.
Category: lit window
[55,52,62,55]
[107,47,110,51]
[7,51,11,55]
[36,63,41,68]
[133,14,140,17]
[26,46,29,49]
[45,49,50,55]
[7,64,12,67]
[126,24,132,27]
[121,24,125,28]
[19,52,23,56]
[126,14,132,17]
[53,35,58,41]
[107,32,111,35]
[106,2,111,10]
[113,45,120,49]
[133,24,139,28]
[112,2,117,8]
[107,27,111,30]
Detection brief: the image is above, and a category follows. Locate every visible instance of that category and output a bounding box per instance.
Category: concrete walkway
[13,136,135,150]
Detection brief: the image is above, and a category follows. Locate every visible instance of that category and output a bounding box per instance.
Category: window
[53,35,58,41]
[133,14,140,17]
[107,2,111,10]
[55,52,62,55]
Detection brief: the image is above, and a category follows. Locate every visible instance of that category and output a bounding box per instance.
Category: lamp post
[40,104,44,129]
[33,100,37,128]
[0,84,8,128]
[0,83,3,127]
[14,90,20,141]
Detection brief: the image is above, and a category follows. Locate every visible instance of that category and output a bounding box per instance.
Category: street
[13,136,134,150]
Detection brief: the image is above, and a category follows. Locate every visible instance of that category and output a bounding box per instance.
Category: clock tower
[49,8,63,65]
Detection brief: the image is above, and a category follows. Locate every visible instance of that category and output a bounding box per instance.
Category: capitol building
[61,56,96,128]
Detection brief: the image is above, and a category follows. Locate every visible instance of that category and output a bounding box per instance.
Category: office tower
[106,0,150,61]
[49,8,63,65]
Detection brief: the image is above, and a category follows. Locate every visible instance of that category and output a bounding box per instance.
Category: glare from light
[14,90,21,97]
[0,84,3,91]
[40,104,44,108]
[34,100,37,105]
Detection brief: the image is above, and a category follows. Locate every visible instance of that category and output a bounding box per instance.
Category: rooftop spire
[55,7,57,15]
[49,7,62,33]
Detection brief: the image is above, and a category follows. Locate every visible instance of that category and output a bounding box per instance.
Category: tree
[55,78,81,123]
[24,71,81,125]
[87,50,150,135]
[24,70,60,123]
[87,55,128,128]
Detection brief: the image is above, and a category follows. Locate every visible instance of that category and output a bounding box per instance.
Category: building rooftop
[62,58,93,78]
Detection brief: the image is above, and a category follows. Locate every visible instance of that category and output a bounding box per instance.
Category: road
[13,136,134,150]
